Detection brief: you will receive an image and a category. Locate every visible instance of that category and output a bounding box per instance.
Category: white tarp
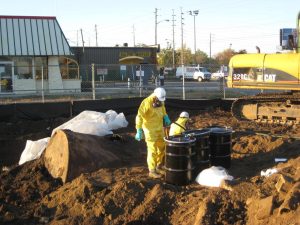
[19,137,50,165]
[51,110,128,136]
[260,168,278,177]
[19,110,128,165]
[195,166,234,187]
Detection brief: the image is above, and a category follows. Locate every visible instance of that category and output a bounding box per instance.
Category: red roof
[0,15,56,20]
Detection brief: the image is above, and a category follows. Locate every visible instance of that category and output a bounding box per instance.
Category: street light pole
[154,8,169,45]
[189,10,199,64]
[172,9,176,69]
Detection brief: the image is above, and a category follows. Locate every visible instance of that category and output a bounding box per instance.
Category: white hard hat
[153,87,166,101]
[180,111,189,118]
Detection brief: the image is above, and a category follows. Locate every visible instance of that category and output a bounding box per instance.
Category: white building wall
[35,80,49,91]
[13,77,37,94]
[48,56,64,92]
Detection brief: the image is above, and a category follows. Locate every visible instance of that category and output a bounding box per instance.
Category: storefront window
[34,57,48,80]
[14,57,33,79]
[59,57,79,79]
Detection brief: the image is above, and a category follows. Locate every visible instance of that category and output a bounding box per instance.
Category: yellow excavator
[227,12,300,124]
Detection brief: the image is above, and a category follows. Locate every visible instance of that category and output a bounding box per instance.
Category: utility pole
[155,8,158,45]
[77,30,79,46]
[95,25,98,47]
[154,8,169,45]
[172,9,176,69]
[180,8,184,65]
[132,25,136,47]
[209,33,212,59]
[209,33,214,72]
[180,7,185,100]
[80,29,85,53]
[80,28,87,80]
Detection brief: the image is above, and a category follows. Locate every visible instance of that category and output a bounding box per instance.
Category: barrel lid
[209,126,233,134]
[164,136,196,144]
[183,128,211,136]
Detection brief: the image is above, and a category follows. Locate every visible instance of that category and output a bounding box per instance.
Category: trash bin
[164,135,196,186]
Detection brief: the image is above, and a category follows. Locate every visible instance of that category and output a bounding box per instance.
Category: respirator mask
[152,98,162,108]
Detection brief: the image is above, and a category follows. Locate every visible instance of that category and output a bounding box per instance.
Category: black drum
[164,136,196,186]
[209,127,233,169]
[183,129,211,175]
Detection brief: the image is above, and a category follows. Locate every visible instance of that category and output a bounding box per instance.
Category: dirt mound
[1,109,300,224]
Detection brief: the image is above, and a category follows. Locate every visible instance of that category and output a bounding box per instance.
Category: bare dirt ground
[0,109,300,225]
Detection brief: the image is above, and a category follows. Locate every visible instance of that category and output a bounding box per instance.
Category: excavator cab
[227,12,300,124]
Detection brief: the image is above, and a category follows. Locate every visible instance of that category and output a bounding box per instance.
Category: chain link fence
[0,63,266,104]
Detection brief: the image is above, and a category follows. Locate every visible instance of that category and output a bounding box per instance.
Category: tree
[214,48,247,66]
[176,44,193,65]
[214,49,235,66]
[158,45,193,66]
[195,50,209,65]
[236,49,247,54]
[158,45,248,69]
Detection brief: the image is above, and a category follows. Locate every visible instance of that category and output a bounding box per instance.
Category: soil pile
[0,109,300,224]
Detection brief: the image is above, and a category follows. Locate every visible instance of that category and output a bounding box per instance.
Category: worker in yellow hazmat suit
[169,111,190,136]
[135,87,171,178]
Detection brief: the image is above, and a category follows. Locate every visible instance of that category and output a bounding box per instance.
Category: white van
[176,66,211,82]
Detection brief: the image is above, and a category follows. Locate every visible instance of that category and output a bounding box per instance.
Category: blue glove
[135,128,143,141]
[163,115,171,126]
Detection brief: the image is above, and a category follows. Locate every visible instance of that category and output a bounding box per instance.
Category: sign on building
[136,70,144,77]
[97,68,108,75]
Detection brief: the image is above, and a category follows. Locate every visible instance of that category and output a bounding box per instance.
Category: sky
[1,0,299,56]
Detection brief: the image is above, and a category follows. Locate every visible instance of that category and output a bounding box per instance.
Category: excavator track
[232,93,300,124]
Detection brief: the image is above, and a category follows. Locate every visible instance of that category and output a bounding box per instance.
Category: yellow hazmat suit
[169,117,188,136]
[135,93,167,171]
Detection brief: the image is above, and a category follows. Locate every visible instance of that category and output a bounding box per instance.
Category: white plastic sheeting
[19,110,128,165]
[51,110,128,136]
[260,168,278,177]
[195,166,234,187]
[19,137,50,165]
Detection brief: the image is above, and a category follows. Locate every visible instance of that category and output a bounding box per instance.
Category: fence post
[128,78,131,89]
[92,63,95,100]
[139,66,142,97]
[223,76,226,99]
[41,66,44,103]
[182,64,185,100]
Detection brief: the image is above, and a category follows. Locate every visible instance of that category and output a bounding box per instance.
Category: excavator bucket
[43,129,121,183]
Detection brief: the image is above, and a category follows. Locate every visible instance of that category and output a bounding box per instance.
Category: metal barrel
[209,127,233,169]
[164,135,196,186]
[183,128,211,176]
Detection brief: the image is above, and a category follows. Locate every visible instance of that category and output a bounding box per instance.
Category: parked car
[211,66,228,79]
[163,67,173,75]
[176,66,211,82]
